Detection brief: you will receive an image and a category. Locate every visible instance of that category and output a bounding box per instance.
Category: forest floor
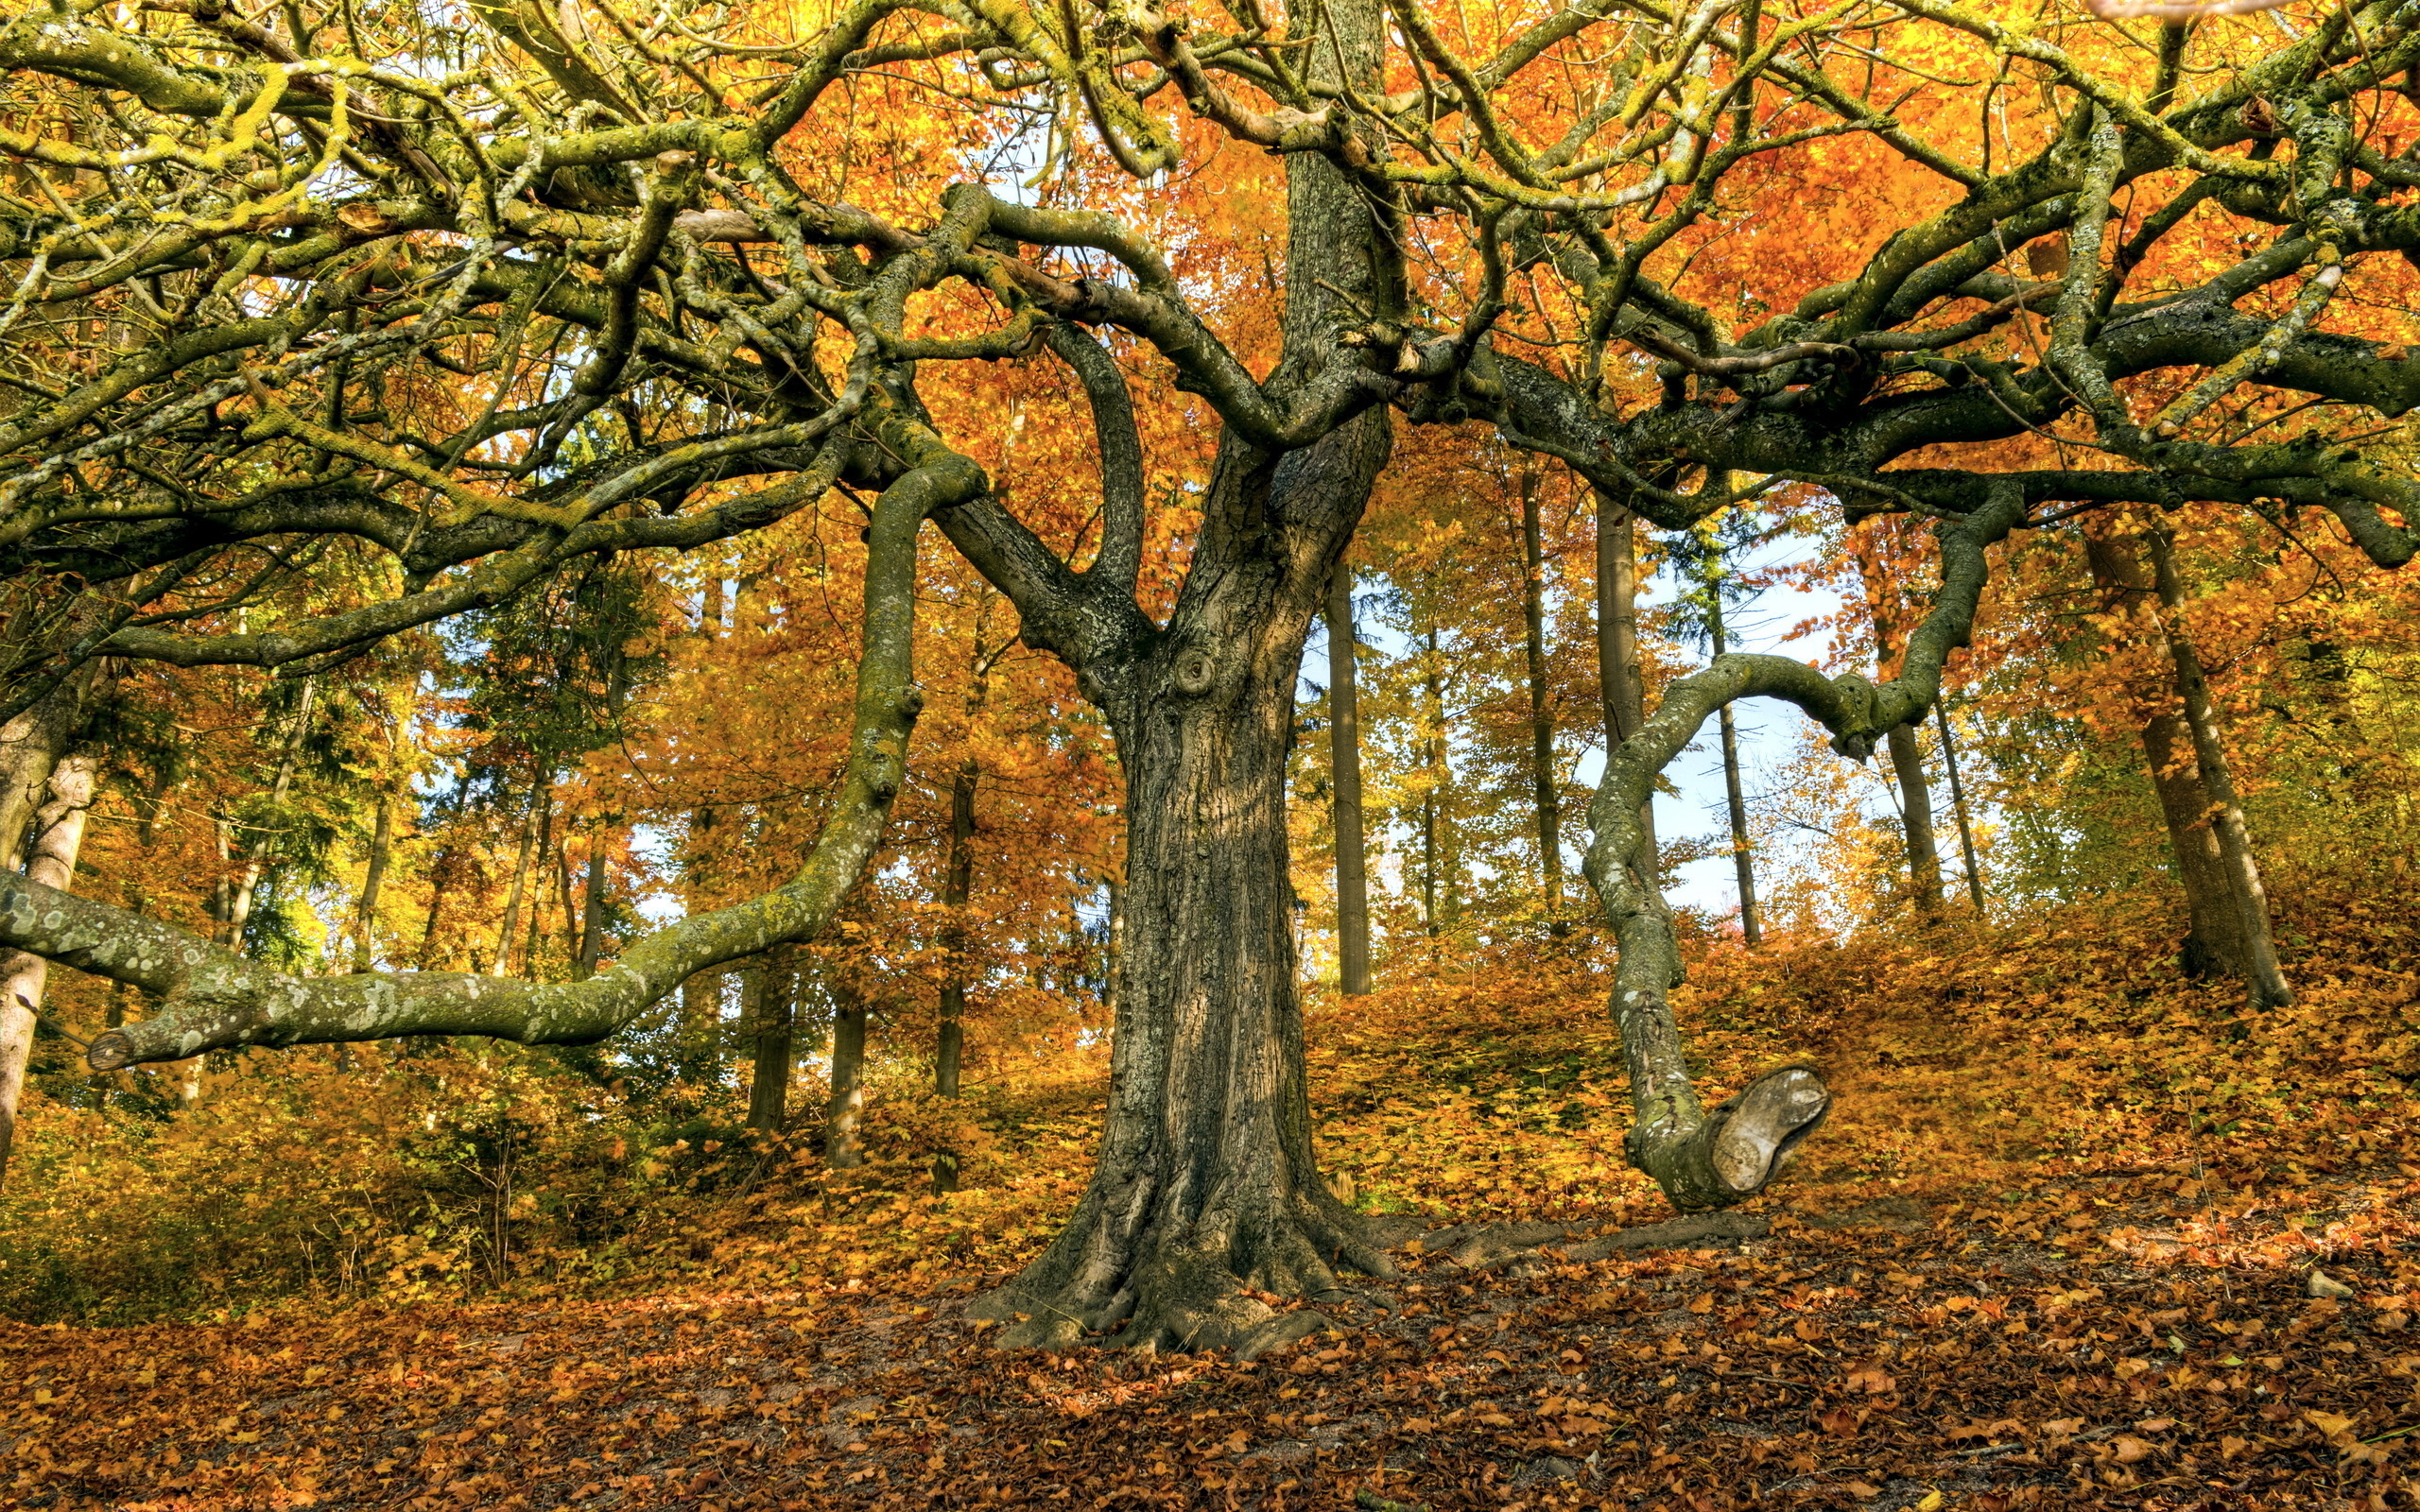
[8,875,2420,1511]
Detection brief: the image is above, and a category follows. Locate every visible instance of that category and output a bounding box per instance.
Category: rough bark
[1595,493,1658,885]
[1323,565,1370,994]
[1419,619,1447,937]
[2081,536,2249,978]
[949,25,1401,1334]
[824,971,867,1169]
[1517,466,1564,933]
[0,747,98,1188]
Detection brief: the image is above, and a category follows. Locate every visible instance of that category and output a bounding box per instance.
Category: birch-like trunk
[0,749,99,1188]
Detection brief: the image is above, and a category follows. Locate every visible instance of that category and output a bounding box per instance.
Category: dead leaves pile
[6,1177,2419,1510]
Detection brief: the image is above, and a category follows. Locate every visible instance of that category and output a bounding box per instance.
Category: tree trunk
[2146,531,2293,1008]
[1934,703,1987,912]
[0,747,99,1189]
[576,822,609,980]
[352,791,400,971]
[1595,492,1658,885]
[0,685,88,872]
[2082,535,2268,988]
[1420,619,1446,938]
[824,971,867,1169]
[1707,611,1762,946]
[967,407,1396,1352]
[490,782,542,975]
[419,845,457,968]
[1323,565,1370,993]
[1517,466,1564,934]
[1885,722,1945,918]
[746,948,797,1133]
[936,759,977,1099]
[218,677,318,949]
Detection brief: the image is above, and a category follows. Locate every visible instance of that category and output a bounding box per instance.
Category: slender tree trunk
[1707,610,1762,946]
[936,759,977,1100]
[576,823,609,981]
[1886,722,1945,918]
[1595,492,1658,884]
[1323,565,1370,992]
[490,782,542,975]
[2082,536,2258,983]
[824,971,867,1169]
[931,767,971,1198]
[1517,467,1564,934]
[1934,703,1987,912]
[419,846,457,968]
[1420,620,1446,938]
[2146,531,2293,1008]
[352,793,399,971]
[746,948,797,1133]
[0,748,97,1189]
[527,784,555,975]
[219,678,318,949]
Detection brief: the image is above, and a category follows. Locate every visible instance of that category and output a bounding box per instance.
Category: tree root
[967,1186,1392,1355]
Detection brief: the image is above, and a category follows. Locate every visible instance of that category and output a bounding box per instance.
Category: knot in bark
[1170,646,1216,696]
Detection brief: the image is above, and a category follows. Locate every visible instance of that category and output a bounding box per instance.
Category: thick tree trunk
[1323,566,1370,993]
[746,948,797,1133]
[1595,493,1658,884]
[824,971,867,1169]
[1517,467,1564,934]
[1934,703,1987,912]
[1885,722,1945,918]
[0,748,98,1189]
[969,408,1396,1353]
[0,687,87,872]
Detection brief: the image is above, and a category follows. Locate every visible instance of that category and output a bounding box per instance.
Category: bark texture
[746,947,798,1134]
[1595,494,1658,884]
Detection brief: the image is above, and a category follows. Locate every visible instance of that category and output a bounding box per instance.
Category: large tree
[5,0,2420,1347]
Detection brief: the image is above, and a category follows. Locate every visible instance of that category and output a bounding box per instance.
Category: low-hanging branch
[1580,480,2026,1209]
[0,413,981,1070]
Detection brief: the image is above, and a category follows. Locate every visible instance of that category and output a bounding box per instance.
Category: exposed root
[968,1185,1393,1355]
